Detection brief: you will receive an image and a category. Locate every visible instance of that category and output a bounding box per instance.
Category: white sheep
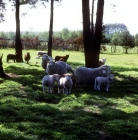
[99,58,106,66]
[94,74,114,92]
[46,60,74,75]
[74,65,111,87]
[42,74,60,93]
[41,54,54,70]
[58,73,73,94]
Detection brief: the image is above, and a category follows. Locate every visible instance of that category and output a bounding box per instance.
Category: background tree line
[1,23,138,54]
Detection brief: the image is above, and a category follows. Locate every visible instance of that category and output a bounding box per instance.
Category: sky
[0,0,138,35]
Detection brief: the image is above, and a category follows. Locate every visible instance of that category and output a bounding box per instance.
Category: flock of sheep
[38,51,114,94]
[6,51,114,94]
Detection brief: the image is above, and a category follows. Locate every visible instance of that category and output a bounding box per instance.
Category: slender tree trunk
[91,0,94,34]
[82,0,93,68]
[92,0,104,67]
[0,54,9,78]
[15,0,23,62]
[48,0,54,57]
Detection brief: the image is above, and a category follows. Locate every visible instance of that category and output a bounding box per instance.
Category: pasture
[0,48,138,140]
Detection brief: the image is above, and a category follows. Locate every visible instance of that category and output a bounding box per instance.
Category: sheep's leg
[65,88,68,94]
[58,88,60,94]
[48,86,50,93]
[51,86,54,93]
[94,79,97,90]
[105,84,109,92]
[94,83,97,90]
[42,85,45,92]
[97,83,101,91]
[68,87,72,94]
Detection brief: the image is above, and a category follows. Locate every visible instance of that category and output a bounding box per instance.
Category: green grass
[0,48,138,140]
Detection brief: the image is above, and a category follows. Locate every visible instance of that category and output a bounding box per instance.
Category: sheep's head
[99,65,111,76]
[53,74,61,81]
[47,60,56,69]
[42,54,49,61]
[63,73,72,81]
[102,58,106,63]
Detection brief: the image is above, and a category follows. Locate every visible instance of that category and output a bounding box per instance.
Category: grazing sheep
[36,51,47,58]
[55,54,69,62]
[42,74,60,93]
[7,53,18,63]
[74,65,111,87]
[99,58,106,66]
[94,74,114,92]
[24,52,31,64]
[46,60,74,75]
[41,54,54,70]
[58,73,73,94]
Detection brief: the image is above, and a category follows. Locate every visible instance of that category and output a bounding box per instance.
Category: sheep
[46,60,74,75]
[58,73,73,94]
[42,74,61,93]
[41,54,54,70]
[24,52,31,64]
[74,65,111,87]
[36,51,47,58]
[7,53,18,63]
[55,54,69,62]
[99,58,106,66]
[94,74,114,92]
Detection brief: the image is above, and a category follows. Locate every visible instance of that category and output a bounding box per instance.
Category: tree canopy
[104,23,128,34]
[0,0,6,23]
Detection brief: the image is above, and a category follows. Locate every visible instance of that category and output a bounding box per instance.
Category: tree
[47,0,61,57]
[135,34,138,53]
[15,0,23,62]
[48,0,54,57]
[82,0,104,68]
[119,30,135,53]
[82,0,93,67]
[104,23,128,34]
[0,54,9,78]
[92,0,104,67]
[111,32,120,52]
[9,0,38,62]
[0,0,6,23]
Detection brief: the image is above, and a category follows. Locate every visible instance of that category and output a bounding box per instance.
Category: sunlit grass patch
[0,49,138,139]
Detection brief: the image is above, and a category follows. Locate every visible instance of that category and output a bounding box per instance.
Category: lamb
[99,58,106,66]
[24,52,31,64]
[7,53,18,63]
[41,54,54,70]
[55,54,69,62]
[58,73,73,94]
[94,74,114,92]
[46,60,74,75]
[42,74,61,93]
[74,65,111,87]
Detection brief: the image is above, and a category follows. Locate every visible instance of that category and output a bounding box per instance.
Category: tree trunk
[48,0,54,57]
[82,0,93,68]
[91,0,94,34]
[92,0,104,67]
[15,0,23,62]
[0,54,9,78]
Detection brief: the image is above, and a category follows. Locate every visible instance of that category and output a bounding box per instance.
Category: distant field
[0,49,138,140]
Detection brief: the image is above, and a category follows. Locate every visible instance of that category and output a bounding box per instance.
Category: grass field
[0,48,138,140]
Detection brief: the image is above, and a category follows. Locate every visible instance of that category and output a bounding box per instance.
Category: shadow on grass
[0,94,137,140]
[0,61,138,139]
